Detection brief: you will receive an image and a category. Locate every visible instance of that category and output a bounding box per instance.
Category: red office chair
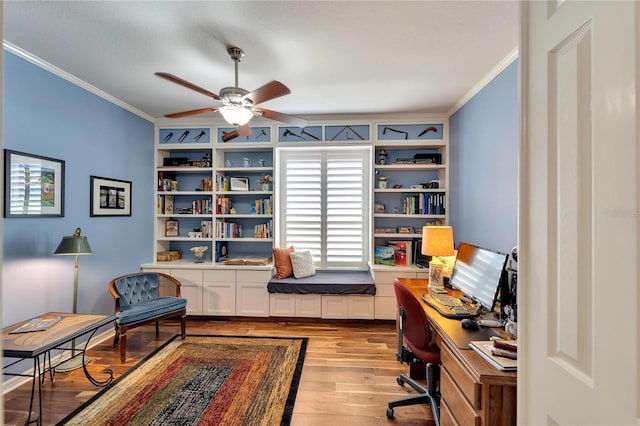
[387,279,441,424]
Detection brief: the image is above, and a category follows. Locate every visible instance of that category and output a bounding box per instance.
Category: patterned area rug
[58,335,308,426]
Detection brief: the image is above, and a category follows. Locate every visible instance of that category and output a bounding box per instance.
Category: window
[276,147,371,269]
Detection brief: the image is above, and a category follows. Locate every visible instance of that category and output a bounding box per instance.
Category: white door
[520,1,638,425]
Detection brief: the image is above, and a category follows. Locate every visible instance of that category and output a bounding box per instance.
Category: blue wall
[2,52,154,327]
[449,60,518,254]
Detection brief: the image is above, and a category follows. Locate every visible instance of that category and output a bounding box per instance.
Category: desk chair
[387,279,441,424]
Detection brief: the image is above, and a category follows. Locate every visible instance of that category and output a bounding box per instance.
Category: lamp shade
[219,106,254,126]
[421,226,454,257]
[54,228,92,255]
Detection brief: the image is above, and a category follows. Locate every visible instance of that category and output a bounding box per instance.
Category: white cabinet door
[170,269,203,315]
[322,296,348,319]
[295,295,322,318]
[269,294,297,317]
[236,270,271,317]
[348,296,374,319]
[203,270,236,316]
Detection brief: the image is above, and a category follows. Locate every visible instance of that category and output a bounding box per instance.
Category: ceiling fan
[156,47,307,137]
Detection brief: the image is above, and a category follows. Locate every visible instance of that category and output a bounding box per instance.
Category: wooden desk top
[396,278,517,385]
[3,312,116,358]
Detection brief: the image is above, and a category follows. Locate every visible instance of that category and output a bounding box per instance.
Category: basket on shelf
[157,250,182,262]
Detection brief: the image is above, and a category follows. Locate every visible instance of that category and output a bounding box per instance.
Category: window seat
[267,270,376,295]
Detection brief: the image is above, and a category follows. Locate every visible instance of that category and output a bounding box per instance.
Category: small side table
[3,312,116,425]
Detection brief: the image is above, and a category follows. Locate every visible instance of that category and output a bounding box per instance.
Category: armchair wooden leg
[180,314,186,340]
[113,325,120,346]
[155,321,160,336]
[120,332,127,363]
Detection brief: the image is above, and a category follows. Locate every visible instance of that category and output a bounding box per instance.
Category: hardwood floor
[3,317,435,425]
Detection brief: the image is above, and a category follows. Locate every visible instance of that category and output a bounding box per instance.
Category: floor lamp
[54,227,92,372]
[422,225,454,290]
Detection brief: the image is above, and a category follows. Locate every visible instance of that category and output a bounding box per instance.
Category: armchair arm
[157,272,182,298]
[108,279,122,315]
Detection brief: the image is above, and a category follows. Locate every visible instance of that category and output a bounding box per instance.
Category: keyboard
[421,293,477,319]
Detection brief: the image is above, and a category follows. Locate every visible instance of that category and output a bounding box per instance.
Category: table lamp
[54,227,93,372]
[422,225,454,289]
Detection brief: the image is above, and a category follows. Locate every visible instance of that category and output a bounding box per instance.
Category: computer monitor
[449,242,509,312]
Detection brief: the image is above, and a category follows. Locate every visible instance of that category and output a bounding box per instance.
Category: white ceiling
[3,1,519,123]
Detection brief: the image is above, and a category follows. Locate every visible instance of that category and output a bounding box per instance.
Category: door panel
[521,1,638,424]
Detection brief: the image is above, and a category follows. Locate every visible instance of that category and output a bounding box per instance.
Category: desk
[396,278,517,426]
[3,312,116,425]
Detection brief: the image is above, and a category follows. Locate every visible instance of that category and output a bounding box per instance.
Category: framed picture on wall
[4,149,65,218]
[90,176,132,217]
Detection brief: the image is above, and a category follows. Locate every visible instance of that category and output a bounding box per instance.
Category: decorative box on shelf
[157,250,182,262]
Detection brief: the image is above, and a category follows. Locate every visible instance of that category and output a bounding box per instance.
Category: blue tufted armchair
[109,272,187,362]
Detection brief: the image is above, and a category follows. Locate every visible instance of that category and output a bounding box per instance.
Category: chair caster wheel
[397,376,404,386]
[386,407,394,419]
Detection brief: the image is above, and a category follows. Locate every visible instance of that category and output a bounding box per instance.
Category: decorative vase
[262,183,270,191]
[378,180,387,189]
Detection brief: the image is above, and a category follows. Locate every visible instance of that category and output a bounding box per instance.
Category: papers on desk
[469,341,518,371]
[10,315,62,334]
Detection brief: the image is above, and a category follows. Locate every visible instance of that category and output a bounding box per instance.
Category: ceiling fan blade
[155,72,222,100]
[255,107,308,128]
[237,124,252,137]
[165,107,220,119]
[243,81,290,105]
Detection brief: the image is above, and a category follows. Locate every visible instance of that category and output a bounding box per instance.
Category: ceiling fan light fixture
[219,106,253,126]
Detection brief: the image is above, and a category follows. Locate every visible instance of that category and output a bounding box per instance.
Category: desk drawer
[440,399,458,426]
[441,367,480,426]
[442,344,481,409]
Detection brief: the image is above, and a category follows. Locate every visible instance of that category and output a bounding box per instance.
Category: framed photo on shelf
[165,220,179,237]
[90,176,132,216]
[230,177,249,191]
[4,149,65,218]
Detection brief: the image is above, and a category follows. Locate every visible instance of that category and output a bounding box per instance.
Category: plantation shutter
[8,163,44,215]
[278,147,370,269]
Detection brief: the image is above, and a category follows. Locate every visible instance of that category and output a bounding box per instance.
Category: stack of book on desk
[469,340,518,371]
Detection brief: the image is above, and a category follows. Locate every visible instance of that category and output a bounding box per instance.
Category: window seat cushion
[267,270,375,295]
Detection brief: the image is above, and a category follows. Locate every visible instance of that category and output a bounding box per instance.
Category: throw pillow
[290,250,316,279]
[273,246,295,279]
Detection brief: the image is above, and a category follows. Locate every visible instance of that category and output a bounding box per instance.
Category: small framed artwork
[4,150,65,217]
[165,220,179,237]
[230,177,249,191]
[90,176,132,217]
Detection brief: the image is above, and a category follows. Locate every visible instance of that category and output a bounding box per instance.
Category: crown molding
[448,47,519,117]
[3,41,154,123]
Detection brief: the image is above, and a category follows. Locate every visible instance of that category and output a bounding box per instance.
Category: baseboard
[2,328,114,395]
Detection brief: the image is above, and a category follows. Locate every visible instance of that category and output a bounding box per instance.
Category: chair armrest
[108,279,122,314]
[157,272,182,298]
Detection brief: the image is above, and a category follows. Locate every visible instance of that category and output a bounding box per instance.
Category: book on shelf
[201,177,212,192]
[374,246,395,266]
[164,195,174,214]
[10,315,62,334]
[157,195,164,214]
[469,341,517,371]
[391,240,413,266]
[217,197,233,214]
[165,220,179,237]
[215,241,228,262]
